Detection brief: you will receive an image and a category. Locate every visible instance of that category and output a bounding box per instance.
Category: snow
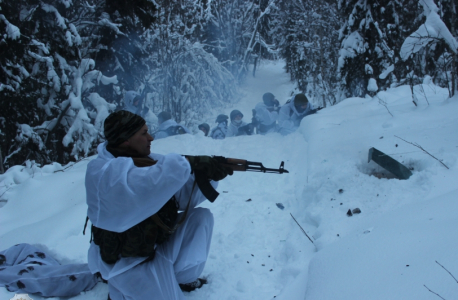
[87,93,117,131]
[65,30,73,46]
[379,64,394,79]
[98,19,125,36]
[338,31,365,72]
[0,15,21,40]
[40,4,67,30]
[68,24,82,46]
[59,0,72,9]
[7,23,20,40]
[98,73,118,86]
[401,1,458,60]
[1,61,458,300]
[367,78,378,92]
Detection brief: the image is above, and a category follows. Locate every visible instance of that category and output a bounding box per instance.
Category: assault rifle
[195,156,289,202]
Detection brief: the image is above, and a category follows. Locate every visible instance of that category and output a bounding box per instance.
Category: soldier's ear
[119,140,130,148]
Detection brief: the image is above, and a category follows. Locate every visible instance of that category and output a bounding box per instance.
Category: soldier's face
[123,124,153,156]
[295,103,308,113]
[199,127,208,135]
[133,96,141,107]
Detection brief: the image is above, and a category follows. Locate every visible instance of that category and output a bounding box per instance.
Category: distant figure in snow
[123,90,155,130]
[153,111,190,140]
[226,110,254,137]
[252,92,280,135]
[210,114,228,140]
[123,91,142,115]
[124,91,152,119]
[198,123,210,137]
[278,93,316,135]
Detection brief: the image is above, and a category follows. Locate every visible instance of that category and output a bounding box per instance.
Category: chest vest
[91,197,178,264]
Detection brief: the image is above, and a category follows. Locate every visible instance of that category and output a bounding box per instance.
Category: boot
[179,278,208,292]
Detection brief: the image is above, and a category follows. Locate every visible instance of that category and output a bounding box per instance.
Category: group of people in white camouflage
[204,92,317,139]
[125,90,317,140]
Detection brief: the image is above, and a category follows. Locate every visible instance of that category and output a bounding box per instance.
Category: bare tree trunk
[0,147,4,174]
[252,56,258,77]
[319,23,327,108]
[453,54,457,97]
[44,102,71,148]
[452,1,457,96]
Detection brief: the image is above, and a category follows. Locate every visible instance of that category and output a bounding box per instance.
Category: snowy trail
[150,62,315,300]
[193,134,313,300]
[206,60,298,125]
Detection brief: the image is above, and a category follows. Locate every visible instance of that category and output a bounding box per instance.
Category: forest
[0,0,456,173]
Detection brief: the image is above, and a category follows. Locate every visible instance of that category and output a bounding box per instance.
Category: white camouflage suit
[154,119,191,140]
[123,91,156,131]
[254,102,279,134]
[278,96,315,135]
[85,142,217,300]
[226,120,248,137]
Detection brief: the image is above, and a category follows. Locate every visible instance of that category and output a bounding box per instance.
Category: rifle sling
[151,180,196,234]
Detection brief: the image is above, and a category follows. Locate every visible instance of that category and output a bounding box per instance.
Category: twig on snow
[395,136,449,169]
[423,261,458,300]
[290,213,314,245]
[0,186,10,199]
[436,260,458,284]
[53,157,90,173]
[375,94,394,117]
[423,285,446,300]
[418,84,430,105]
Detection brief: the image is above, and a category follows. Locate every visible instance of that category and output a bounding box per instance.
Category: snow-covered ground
[1,61,457,300]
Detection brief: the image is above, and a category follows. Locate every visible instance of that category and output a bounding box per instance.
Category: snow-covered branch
[401,3,457,60]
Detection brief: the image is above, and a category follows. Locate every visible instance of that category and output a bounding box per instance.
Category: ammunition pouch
[92,197,178,264]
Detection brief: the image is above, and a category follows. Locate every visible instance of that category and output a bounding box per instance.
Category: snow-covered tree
[2,0,456,174]
[0,0,244,172]
[0,1,119,170]
[400,0,458,96]
[273,0,341,106]
[337,0,426,99]
[203,0,278,81]
[139,0,240,130]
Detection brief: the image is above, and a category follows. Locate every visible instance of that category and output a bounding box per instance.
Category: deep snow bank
[299,86,458,300]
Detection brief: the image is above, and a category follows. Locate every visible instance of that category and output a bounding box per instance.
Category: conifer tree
[399,0,457,97]
[0,1,121,170]
[337,0,424,98]
[273,0,340,106]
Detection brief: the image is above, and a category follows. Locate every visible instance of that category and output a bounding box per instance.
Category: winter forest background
[0,0,457,173]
